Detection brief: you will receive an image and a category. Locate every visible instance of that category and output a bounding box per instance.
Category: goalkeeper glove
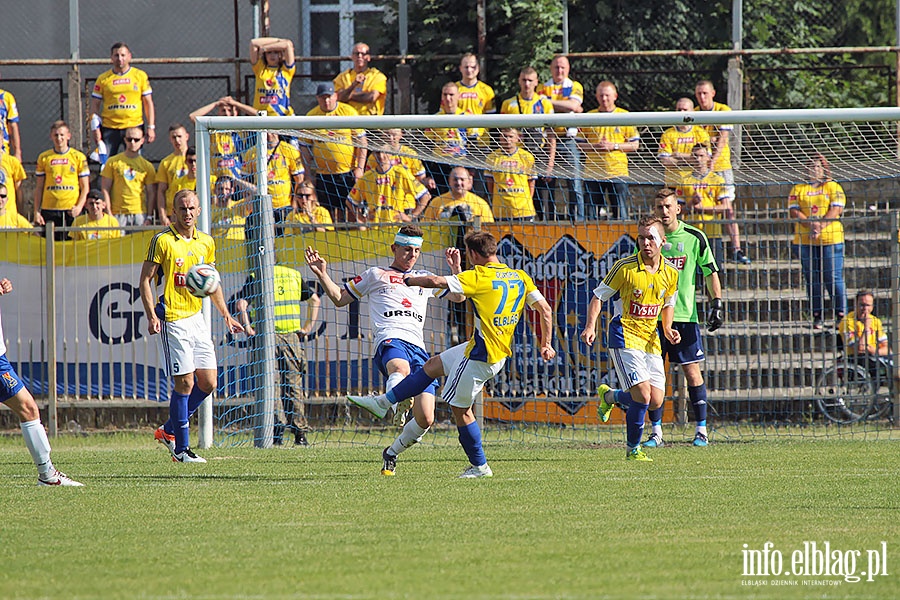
[707,298,725,332]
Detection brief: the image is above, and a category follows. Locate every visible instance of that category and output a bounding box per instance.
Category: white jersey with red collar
[344,266,447,349]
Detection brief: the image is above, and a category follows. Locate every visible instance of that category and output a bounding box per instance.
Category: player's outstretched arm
[305,246,354,306]
[404,274,448,289]
[532,298,557,361]
[444,248,466,303]
[579,296,602,346]
[210,286,244,334]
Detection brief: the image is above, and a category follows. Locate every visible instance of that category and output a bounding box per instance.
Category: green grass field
[0,433,897,600]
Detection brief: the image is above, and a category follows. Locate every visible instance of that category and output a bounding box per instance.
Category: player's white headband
[394,233,423,247]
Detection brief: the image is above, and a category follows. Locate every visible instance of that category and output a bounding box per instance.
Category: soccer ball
[185,264,221,298]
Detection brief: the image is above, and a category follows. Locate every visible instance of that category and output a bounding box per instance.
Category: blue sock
[169,391,190,453]
[162,386,210,435]
[626,402,649,448]
[385,369,435,405]
[688,384,708,425]
[457,421,487,467]
[187,386,211,416]
[615,390,632,409]
[648,407,663,424]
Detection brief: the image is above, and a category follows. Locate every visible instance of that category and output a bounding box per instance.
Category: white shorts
[158,312,217,376]
[609,347,666,392]
[439,342,506,409]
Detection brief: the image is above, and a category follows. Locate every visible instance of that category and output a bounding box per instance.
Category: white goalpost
[193,108,900,448]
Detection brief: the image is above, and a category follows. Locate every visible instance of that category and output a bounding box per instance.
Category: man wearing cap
[302,82,367,221]
[70,190,121,240]
[305,225,466,464]
[333,43,387,116]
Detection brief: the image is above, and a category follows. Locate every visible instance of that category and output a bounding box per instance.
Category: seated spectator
[89,42,155,155]
[250,37,296,116]
[101,126,156,229]
[657,97,710,187]
[839,291,888,357]
[366,128,434,191]
[286,182,334,232]
[302,83,366,222]
[484,128,536,222]
[423,82,480,192]
[333,42,387,116]
[211,176,253,241]
[189,96,257,181]
[347,149,430,224]
[0,138,26,220]
[70,189,121,240]
[155,123,190,226]
[421,166,494,223]
[0,184,31,229]
[33,120,90,240]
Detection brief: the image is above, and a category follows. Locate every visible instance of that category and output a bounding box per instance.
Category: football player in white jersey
[305,225,465,475]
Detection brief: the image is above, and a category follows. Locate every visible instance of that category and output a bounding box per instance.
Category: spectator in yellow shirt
[485,128,536,222]
[422,167,494,223]
[33,121,90,240]
[333,42,387,116]
[101,126,156,229]
[70,189,121,240]
[286,182,334,232]
[839,291,889,357]
[0,184,31,229]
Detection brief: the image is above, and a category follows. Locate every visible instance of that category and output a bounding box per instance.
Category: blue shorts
[374,338,438,396]
[0,354,25,403]
[659,322,705,365]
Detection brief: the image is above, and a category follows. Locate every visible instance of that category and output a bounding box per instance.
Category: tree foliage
[378,0,897,112]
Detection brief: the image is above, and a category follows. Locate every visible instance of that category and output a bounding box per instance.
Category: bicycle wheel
[815,363,875,424]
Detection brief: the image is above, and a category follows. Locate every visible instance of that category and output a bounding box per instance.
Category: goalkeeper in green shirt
[598,188,724,446]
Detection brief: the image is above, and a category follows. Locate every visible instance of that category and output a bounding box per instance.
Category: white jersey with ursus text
[344,266,448,349]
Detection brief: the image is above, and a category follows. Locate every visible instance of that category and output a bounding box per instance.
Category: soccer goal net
[194,108,900,448]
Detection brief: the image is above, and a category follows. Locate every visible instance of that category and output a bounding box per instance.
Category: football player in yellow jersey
[657,98,711,187]
[694,80,735,194]
[334,42,387,116]
[579,81,640,220]
[303,83,367,221]
[678,144,751,266]
[100,126,156,228]
[139,190,243,463]
[89,42,155,154]
[580,216,680,461]
[788,153,847,329]
[33,120,90,240]
[350,231,555,478]
[250,37,296,116]
[347,150,431,224]
[485,128,537,221]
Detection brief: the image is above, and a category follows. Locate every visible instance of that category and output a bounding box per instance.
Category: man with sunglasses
[333,42,387,116]
[100,126,156,229]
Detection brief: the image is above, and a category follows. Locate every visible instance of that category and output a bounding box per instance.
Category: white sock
[652,423,663,438]
[389,419,429,456]
[697,424,708,436]
[385,372,405,396]
[21,419,54,476]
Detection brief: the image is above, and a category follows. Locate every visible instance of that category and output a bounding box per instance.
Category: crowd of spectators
[2,40,859,300]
